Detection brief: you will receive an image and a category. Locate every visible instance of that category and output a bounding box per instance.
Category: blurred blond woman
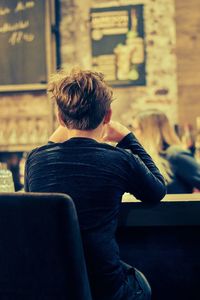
[132,109,200,193]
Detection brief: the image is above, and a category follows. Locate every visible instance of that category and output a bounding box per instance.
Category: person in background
[25,69,166,300]
[132,109,200,194]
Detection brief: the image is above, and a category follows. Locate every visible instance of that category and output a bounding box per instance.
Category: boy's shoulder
[26,142,57,161]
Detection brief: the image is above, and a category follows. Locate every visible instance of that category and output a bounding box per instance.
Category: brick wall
[60,0,178,127]
[175,0,200,128]
[1,0,198,151]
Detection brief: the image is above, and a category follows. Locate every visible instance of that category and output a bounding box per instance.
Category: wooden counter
[120,193,200,226]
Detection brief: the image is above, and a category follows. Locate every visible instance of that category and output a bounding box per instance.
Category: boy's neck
[67,126,103,142]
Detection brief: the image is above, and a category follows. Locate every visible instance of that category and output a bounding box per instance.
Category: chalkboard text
[9,31,34,46]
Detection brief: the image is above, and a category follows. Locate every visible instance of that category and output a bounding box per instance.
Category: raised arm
[49,125,69,143]
[103,121,166,203]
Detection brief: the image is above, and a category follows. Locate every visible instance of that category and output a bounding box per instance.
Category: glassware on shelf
[0,163,15,193]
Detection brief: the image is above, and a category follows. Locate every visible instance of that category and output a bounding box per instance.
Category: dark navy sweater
[25,133,166,299]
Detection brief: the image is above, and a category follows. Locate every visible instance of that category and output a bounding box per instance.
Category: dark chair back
[0,192,92,300]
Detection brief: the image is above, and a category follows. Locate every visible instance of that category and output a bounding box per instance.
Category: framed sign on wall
[90,4,146,87]
[0,0,53,92]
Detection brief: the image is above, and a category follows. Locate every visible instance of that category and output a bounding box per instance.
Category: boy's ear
[57,110,66,127]
[103,108,112,124]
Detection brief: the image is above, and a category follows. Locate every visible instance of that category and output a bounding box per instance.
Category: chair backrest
[0,192,92,300]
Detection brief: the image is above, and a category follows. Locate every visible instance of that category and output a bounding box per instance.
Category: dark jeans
[113,261,151,300]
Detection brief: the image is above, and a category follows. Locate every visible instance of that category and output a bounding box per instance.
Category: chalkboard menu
[90,5,146,86]
[0,0,50,91]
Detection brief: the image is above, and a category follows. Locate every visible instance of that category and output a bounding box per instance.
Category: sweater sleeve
[117,133,166,203]
[24,158,29,192]
[24,149,37,192]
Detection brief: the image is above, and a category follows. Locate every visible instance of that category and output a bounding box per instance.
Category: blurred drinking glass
[0,163,15,192]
